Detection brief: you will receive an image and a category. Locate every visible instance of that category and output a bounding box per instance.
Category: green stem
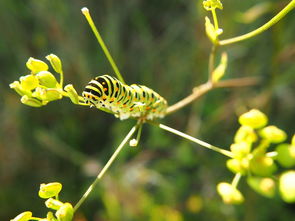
[59,71,64,88]
[208,44,217,82]
[153,123,234,158]
[231,173,242,188]
[211,9,219,30]
[74,125,138,211]
[81,7,126,84]
[219,0,295,46]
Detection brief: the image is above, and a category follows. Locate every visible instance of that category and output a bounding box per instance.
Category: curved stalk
[219,0,295,46]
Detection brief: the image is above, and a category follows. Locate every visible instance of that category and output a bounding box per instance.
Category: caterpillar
[82,75,168,120]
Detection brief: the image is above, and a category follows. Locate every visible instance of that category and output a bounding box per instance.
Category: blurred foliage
[0,0,294,220]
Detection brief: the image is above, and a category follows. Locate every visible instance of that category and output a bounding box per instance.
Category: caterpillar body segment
[82,75,168,120]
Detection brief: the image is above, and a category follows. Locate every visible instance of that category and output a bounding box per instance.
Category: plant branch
[219,0,295,46]
[166,77,259,115]
[150,122,234,158]
[74,125,138,211]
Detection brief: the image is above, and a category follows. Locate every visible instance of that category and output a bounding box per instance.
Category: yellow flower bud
[203,0,223,11]
[217,182,244,204]
[46,54,63,74]
[45,198,63,210]
[226,158,249,175]
[186,195,203,213]
[26,57,48,74]
[36,71,58,88]
[10,81,32,97]
[239,109,268,129]
[55,203,74,221]
[10,211,32,221]
[279,171,295,203]
[205,17,217,43]
[64,84,79,104]
[39,182,62,199]
[21,95,43,107]
[33,88,62,102]
[247,177,276,198]
[260,125,287,143]
[230,142,251,158]
[234,125,257,144]
[212,52,227,83]
[20,75,39,91]
[276,144,295,168]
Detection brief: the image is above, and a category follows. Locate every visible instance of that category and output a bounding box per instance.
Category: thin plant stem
[231,173,242,188]
[74,125,138,211]
[208,44,217,81]
[219,0,295,46]
[81,7,126,84]
[136,123,143,143]
[152,123,234,158]
[211,9,219,30]
[166,77,259,115]
[59,70,64,88]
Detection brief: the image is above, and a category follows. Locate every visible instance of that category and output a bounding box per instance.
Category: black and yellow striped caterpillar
[82,75,168,120]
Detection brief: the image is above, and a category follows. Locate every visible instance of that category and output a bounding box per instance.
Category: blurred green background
[0,0,294,220]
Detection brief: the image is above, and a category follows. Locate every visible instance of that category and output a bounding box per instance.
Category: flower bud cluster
[218,109,295,204]
[10,54,81,107]
[11,182,73,221]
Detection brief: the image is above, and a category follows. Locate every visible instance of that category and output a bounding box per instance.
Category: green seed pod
[64,84,79,104]
[10,211,32,221]
[239,109,268,129]
[39,182,62,199]
[247,177,276,198]
[10,81,32,97]
[46,54,63,74]
[20,75,39,91]
[250,156,277,176]
[45,198,63,210]
[279,170,295,203]
[36,71,58,88]
[55,203,74,221]
[26,57,48,74]
[21,95,43,107]
[276,144,295,168]
[260,125,287,143]
[217,182,244,204]
[234,125,257,144]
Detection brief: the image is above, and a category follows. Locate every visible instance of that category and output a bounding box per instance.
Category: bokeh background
[0,0,294,220]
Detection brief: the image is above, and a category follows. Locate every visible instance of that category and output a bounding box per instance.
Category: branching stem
[74,125,138,211]
[166,77,259,115]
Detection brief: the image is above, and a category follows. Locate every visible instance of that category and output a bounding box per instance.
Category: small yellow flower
[46,54,63,74]
[21,95,43,107]
[239,109,268,129]
[20,75,39,91]
[39,182,63,199]
[26,57,48,74]
[217,182,244,204]
[203,0,223,11]
[260,125,287,143]
[10,211,32,221]
[36,71,59,88]
[55,203,74,221]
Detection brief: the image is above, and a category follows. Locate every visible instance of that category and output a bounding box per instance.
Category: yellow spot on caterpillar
[115,88,119,91]
[104,88,107,91]
[102,82,106,85]
[110,97,115,102]
[146,106,151,110]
